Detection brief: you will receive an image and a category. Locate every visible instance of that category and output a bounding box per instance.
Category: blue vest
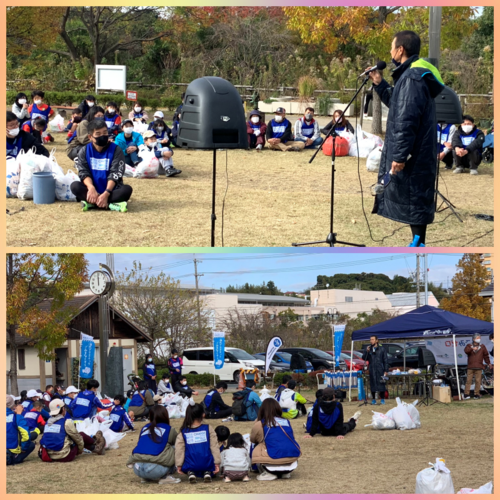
[6,411,20,450]
[71,391,95,419]
[271,119,289,140]
[203,390,219,413]
[63,396,73,407]
[335,125,346,133]
[130,390,147,407]
[132,422,171,456]
[30,103,51,130]
[169,358,181,371]
[305,402,318,433]
[460,128,480,148]
[109,405,126,432]
[144,363,156,378]
[318,405,340,430]
[21,400,34,414]
[7,136,23,158]
[249,122,260,132]
[133,112,144,120]
[40,420,66,451]
[153,128,168,140]
[85,142,117,194]
[104,113,119,130]
[263,418,301,460]
[300,119,315,137]
[67,130,77,144]
[23,410,41,432]
[437,123,453,152]
[181,424,214,473]
[274,385,286,402]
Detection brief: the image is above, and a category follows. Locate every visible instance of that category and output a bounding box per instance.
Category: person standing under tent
[361,335,389,405]
[464,334,492,400]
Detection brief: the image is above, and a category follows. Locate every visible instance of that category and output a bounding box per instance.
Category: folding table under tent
[349,305,494,401]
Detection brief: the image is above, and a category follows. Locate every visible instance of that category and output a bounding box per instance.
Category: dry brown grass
[6,391,493,494]
[6,129,493,248]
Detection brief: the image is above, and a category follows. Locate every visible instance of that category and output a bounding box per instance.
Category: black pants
[207,408,233,419]
[67,145,84,161]
[410,224,427,245]
[297,402,307,416]
[340,418,357,435]
[453,149,481,170]
[70,182,133,204]
[441,150,454,168]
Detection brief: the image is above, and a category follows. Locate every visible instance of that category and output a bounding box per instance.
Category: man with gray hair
[464,334,492,400]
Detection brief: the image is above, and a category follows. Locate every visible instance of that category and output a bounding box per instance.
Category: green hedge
[6,91,181,112]
[137,369,219,388]
[273,371,318,388]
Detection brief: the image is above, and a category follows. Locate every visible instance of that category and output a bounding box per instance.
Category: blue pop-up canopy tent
[349,305,493,401]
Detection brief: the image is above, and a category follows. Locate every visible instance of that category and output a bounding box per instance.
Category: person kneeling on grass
[142,130,181,177]
[7,395,39,466]
[71,119,133,213]
[39,399,106,462]
[175,403,221,483]
[221,432,251,482]
[303,387,361,440]
[127,406,180,484]
[110,395,135,432]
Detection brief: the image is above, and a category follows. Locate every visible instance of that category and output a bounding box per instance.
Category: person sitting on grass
[77,94,97,119]
[452,115,485,176]
[142,130,181,177]
[220,432,251,483]
[69,379,113,420]
[66,106,105,160]
[173,376,199,399]
[23,399,46,435]
[71,119,133,213]
[28,90,55,141]
[6,111,49,158]
[303,387,361,440]
[42,385,55,406]
[109,394,135,432]
[21,389,43,415]
[115,118,144,167]
[104,101,122,137]
[246,110,267,150]
[64,108,83,133]
[12,92,30,126]
[39,399,106,462]
[250,398,301,481]
[280,380,308,420]
[215,425,230,452]
[7,395,39,466]
[128,381,156,421]
[129,101,149,124]
[127,405,180,484]
[266,107,305,152]
[175,403,221,483]
[158,373,174,396]
[234,380,262,422]
[304,389,323,434]
[203,382,232,420]
[294,107,322,149]
[63,386,79,418]
[274,374,292,403]
[321,109,355,136]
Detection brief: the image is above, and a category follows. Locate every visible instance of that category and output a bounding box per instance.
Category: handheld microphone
[359,61,386,78]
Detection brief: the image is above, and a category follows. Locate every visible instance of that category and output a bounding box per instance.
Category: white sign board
[424,335,493,365]
[95,65,127,95]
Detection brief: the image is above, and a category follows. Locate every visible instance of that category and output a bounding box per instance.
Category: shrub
[184,373,220,388]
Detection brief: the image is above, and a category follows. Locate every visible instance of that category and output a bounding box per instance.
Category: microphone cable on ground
[221,150,229,247]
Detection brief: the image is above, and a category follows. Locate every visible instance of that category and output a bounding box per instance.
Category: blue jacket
[70,390,113,419]
[7,408,38,453]
[115,132,144,163]
[234,388,262,422]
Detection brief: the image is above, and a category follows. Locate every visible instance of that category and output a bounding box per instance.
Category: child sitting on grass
[23,399,47,434]
[220,432,251,482]
[142,130,181,177]
[175,403,221,483]
[215,425,230,452]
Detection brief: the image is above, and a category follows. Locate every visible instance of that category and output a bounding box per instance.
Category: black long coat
[362,344,389,393]
[372,55,444,225]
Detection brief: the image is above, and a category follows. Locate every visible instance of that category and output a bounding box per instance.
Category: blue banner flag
[213,331,225,370]
[79,333,95,378]
[333,324,347,367]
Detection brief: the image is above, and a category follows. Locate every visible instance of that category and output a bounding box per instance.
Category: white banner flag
[80,332,94,343]
[265,336,283,374]
[424,335,493,365]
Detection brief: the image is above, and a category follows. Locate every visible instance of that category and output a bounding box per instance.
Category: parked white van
[226,348,265,370]
[182,347,255,383]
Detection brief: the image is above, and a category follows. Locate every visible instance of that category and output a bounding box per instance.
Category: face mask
[18,99,27,105]
[181,381,187,386]
[94,135,109,147]
[149,142,157,148]
[275,115,283,122]
[474,339,481,344]
[107,108,115,114]
[147,358,153,362]
[7,127,20,137]
[134,107,142,112]
[157,126,164,131]
[462,125,473,134]
[251,116,260,124]
[123,127,134,134]
[305,113,313,121]
[164,379,169,384]
[391,47,402,68]
[87,101,94,107]
[34,99,42,105]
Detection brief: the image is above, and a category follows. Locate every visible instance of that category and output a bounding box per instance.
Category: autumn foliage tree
[441,254,491,321]
[6,253,89,395]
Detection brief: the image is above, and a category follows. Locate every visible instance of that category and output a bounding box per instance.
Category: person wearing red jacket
[464,334,492,400]
[246,110,267,151]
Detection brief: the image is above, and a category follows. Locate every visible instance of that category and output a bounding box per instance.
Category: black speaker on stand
[178,77,249,247]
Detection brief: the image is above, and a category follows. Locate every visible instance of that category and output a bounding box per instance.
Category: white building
[386,292,439,315]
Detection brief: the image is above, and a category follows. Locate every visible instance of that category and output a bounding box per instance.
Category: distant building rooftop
[386,292,437,307]
[226,293,310,306]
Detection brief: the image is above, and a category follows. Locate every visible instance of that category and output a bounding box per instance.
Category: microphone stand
[292,76,370,247]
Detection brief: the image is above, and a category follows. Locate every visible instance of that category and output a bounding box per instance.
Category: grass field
[7,391,493,494]
[6,123,494,248]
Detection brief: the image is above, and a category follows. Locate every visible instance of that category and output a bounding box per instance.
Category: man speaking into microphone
[366,31,445,247]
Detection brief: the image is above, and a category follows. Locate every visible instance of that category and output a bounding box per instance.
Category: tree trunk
[9,325,18,396]
[371,88,383,135]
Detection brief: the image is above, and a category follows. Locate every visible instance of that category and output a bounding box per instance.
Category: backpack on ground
[232,390,250,417]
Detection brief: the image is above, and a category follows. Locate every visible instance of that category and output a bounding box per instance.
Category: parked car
[253,353,288,373]
[278,347,336,371]
[361,343,405,357]
[342,350,364,361]
[255,351,314,372]
[182,347,251,383]
[225,348,265,370]
[387,346,436,370]
[327,351,366,371]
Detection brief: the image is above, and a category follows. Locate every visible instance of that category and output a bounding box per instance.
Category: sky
[84,251,463,293]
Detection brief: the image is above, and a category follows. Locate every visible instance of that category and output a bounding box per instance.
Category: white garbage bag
[48,148,64,177]
[48,114,65,133]
[166,405,182,419]
[134,145,159,178]
[54,170,79,201]
[259,386,272,402]
[457,481,493,494]
[102,428,125,450]
[365,411,396,430]
[416,458,454,494]
[17,149,41,199]
[124,165,136,177]
[6,156,20,198]
[349,125,383,158]
[133,122,149,134]
[392,397,417,430]
[366,147,383,172]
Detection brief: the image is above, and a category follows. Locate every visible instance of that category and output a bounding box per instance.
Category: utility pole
[193,258,204,339]
[424,254,429,305]
[428,7,442,68]
[416,254,421,308]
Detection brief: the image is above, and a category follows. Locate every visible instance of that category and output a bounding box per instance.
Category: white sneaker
[470,169,478,175]
[222,416,233,422]
[159,476,181,484]
[257,471,278,481]
[351,411,362,421]
[281,473,291,479]
[256,144,263,150]
[453,167,464,174]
